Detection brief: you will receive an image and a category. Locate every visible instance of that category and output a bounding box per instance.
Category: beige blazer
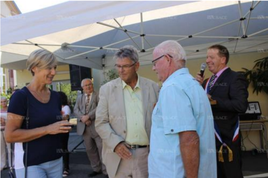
[74,91,99,137]
[95,77,159,178]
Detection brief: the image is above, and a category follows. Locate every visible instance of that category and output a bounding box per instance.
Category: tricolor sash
[214,121,239,162]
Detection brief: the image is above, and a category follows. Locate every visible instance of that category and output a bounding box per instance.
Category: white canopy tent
[1,1,268,70]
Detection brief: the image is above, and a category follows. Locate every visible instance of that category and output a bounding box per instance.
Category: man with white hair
[74,79,107,177]
[148,40,217,178]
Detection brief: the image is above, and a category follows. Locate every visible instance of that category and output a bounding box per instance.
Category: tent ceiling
[1,1,268,70]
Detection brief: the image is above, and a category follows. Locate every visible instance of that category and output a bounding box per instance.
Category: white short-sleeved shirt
[149,68,217,178]
[62,105,71,116]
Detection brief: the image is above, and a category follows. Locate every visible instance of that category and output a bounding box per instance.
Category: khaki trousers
[83,127,106,174]
[114,147,149,178]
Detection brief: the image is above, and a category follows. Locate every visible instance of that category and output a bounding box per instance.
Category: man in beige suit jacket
[95,46,159,178]
[74,79,107,177]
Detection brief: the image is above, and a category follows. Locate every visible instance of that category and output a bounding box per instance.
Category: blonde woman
[5,49,72,178]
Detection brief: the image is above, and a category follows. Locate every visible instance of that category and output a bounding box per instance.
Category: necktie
[207,75,217,93]
[85,94,90,113]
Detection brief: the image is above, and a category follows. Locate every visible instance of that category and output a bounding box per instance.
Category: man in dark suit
[74,78,107,177]
[196,44,248,178]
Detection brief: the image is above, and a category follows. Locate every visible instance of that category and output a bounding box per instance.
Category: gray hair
[26,49,57,76]
[81,78,92,87]
[114,45,139,63]
[155,40,187,61]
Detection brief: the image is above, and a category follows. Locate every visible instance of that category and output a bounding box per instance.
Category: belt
[126,144,149,149]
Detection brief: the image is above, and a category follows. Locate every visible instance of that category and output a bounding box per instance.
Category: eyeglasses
[115,62,136,70]
[152,54,173,66]
[83,84,93,87]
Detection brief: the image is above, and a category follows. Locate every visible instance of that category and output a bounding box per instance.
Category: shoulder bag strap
[24,93,29,178]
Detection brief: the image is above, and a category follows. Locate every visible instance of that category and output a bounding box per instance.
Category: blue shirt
[8,87,62,168]
[149,68,216,178]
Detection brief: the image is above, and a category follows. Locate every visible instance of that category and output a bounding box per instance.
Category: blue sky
[14,0,68,13]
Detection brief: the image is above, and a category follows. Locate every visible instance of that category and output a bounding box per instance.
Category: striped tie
[85,94,90,113]
[207,75,217,93]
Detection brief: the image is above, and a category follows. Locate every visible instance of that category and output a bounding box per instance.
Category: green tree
[59,83,78,111]
[101,69,119,85]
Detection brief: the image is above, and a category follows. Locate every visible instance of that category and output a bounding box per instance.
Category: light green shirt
[122,77,149,145]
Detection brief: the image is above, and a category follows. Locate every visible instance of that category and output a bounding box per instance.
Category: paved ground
[62,131,107,178]
[1,128,268,178]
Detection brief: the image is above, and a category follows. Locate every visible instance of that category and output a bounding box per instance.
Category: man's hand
[114,142,132,160]
[0,117,6,126]
[196,73,204,85]
[207,94,217,105]
[81,115,89,123]
[207,94,212,101]
[85,120,92,126]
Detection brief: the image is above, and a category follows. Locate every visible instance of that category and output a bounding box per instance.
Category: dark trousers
[62,133,69,171]
[216,135,243,178]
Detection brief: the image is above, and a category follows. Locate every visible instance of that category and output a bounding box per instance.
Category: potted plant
[242,56,268,95]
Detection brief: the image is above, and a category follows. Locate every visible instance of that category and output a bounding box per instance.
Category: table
[240,119,268,157]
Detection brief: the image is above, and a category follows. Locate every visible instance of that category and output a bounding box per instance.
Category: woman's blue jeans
[15,157,62,178]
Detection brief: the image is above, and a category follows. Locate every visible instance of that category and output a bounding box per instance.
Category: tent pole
[103,35,139,47]
[97,22,140,35]
[175,19,239,43]
[68,45,118,52]
[238,1,246,36]
[67,45,98,49]
[25,40,66,61]
[243,1,261,17]
[248,28,268,37]
[192,36,239,39]
[187,40,230,56]
[140,13,145,52]
[193,19,239,37]
[113,18,141,50]
[146,34,187,38]
[244,1,254,37]
[12,43,62,47]
[236,41,268,53]
[66,48,100,59]
[147,19,238,39]
[233,18,243,53]
[65,35,140,60]
[250,17,268,20]
[143,38,153,49]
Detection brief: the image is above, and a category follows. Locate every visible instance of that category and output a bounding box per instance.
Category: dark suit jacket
[203,68,248,145]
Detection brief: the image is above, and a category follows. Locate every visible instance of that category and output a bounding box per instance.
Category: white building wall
[1,1,20,93]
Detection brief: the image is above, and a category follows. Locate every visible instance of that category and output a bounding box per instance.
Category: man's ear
[166,55,172,66]
[135,62,140,71]
[220,56,227,64]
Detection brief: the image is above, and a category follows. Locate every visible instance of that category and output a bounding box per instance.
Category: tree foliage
[242,56,268,95]
[59,83,78,110]
[101,69,119,85]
